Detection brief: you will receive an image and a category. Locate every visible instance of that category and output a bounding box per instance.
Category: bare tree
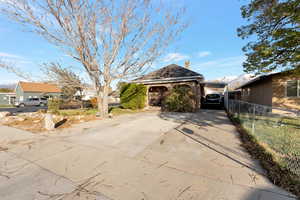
[43,62,85,100]
[0,0,187,117]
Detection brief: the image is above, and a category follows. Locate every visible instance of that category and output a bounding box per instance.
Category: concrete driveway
[0,110,296,200]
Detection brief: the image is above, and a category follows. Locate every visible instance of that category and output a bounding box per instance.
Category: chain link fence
[226,99,300,177]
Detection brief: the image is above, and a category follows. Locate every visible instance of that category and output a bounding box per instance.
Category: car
[202,93,224,108]
[14,97,48,107]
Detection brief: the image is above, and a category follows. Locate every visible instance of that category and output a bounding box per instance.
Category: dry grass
[228,113,300,198]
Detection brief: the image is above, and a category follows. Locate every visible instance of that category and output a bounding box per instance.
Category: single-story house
[238,71,300,110]
[15,81,62,102]
[133,64,204,109]
[0,92,16,105]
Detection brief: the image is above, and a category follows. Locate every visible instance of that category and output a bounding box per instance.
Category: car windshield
[207,94,220,98]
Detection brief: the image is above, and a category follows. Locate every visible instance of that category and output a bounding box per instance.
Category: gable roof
[237,71,292,89]
[134,64,204,83]
[18,82,61,93]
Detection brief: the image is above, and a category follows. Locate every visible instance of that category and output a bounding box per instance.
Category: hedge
[120,83,146,110]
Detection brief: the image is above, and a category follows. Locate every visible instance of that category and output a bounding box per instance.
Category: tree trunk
[101,83,109,117]
[96,83,109,118]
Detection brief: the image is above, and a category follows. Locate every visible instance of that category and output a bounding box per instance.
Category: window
[242,88,250,96]
[286,80,300,97]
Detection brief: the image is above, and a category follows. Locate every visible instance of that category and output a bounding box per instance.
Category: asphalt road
[0,106,47,114]
[0,103,119,114]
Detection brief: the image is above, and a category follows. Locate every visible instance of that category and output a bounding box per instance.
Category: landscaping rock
[44,113,55,131]
[0,112,11,118]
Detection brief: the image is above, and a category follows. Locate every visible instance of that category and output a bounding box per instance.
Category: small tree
[120,83,146,110]
[43,62,85,100]
[163,85,195,112]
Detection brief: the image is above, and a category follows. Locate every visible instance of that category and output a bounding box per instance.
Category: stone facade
[133,64,205,111]
[144,81,203,110]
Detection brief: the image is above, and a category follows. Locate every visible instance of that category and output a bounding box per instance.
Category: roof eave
[236,75,269,89]
[132,76,204,84]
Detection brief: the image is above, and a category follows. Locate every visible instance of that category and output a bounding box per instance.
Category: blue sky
[0,0,249,85]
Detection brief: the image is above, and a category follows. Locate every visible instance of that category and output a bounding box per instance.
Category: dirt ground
[0,110,296,200]
[1,112,99,133]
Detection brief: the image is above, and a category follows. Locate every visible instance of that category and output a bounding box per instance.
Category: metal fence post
[238,100,241,118]
[252,104,255,134]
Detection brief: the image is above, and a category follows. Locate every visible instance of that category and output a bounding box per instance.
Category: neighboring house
[238,71,300,110]
[133,64,204,109]
[0,93,16,105]
[75,88,97,101]
[203,82,227,95]
[15,81,61,102]
[75,87,119,103]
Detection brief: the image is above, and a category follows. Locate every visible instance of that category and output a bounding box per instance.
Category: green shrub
[163,85,195,112]
[120,83,146,110]
[48,98,62,113]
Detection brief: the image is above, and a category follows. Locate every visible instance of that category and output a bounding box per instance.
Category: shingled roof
[19,82,61,93]
[135,64,203,82]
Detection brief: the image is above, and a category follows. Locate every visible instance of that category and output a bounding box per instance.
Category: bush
[90,97,98,109]
[59,100,82,109]
[48,98,62,113]
[163,85,195,112]
[120,83,146,110]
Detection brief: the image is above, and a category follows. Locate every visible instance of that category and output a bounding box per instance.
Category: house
[238,71,300,110]
[15,81,61,102]
[75,87,97,101]
[133,64,204,109]
[74,86,119,103]
[0,92,16,105]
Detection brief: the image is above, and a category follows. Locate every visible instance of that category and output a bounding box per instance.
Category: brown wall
[272,73,300,110]
[241,78,273,106]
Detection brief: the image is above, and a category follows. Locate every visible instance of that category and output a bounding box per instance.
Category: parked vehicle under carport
[201,93,224,108]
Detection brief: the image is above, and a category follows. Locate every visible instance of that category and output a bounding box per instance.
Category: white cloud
[197,56,245,69]
[198,51,211,58]
[0,52,23,59]
[163,53,189,63]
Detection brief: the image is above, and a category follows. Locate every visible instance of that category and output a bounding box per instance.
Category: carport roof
[133,64,204,83]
